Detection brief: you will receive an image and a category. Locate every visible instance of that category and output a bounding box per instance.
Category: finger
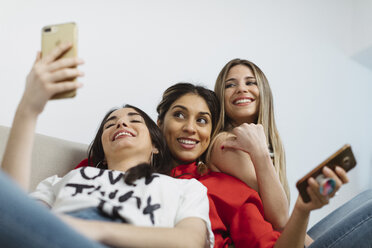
[34,51,42,64]
[308,178,329,206]
[42,42,72,64]
[47,57,84,72]
[310,177,331,205]
[48,68,84,82]
[335,166,349,184]
[322,166,343,190]
[306,181,321,206]
[220,139,241,151]
[47,81,83,96]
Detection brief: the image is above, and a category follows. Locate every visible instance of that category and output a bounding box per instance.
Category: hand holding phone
[41,22,78,99]
[296,144,356,203]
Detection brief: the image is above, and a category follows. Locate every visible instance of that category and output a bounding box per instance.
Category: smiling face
[160,93,213,164]
[224,64,260,126]
[101,107,154,167]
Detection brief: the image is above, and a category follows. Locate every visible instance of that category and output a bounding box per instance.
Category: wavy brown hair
[157,82,220,164]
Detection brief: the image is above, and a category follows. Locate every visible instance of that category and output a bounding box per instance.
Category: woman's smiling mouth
[177,138,199,149]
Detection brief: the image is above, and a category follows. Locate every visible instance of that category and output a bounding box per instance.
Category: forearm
[1,100,38,191]
[62,216,208,248]
[99,222,206,248]
[250,151,289,230]
[274,205,309,248]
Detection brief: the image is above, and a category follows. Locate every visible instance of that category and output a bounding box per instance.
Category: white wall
[1,0,371,229]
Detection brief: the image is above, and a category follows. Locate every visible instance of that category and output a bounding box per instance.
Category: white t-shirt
[31,167,214,247]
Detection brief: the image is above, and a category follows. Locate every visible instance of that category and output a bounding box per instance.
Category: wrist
[17,97,42,118]
[294,198,311,216]
[250,150,272,169]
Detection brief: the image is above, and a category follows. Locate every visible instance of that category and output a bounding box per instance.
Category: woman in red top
[211,58,372,247]
[155,82,347,248]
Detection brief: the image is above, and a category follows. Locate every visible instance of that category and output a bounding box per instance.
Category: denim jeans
[308,189,372,248]
[0,171,107,248]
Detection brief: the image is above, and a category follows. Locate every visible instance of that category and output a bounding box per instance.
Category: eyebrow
[128,112,141,117]
[225,76,256,83]
[104,112,142,125]
[172,105,212,118]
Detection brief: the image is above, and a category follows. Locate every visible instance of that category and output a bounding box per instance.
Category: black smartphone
[296,144,356,203]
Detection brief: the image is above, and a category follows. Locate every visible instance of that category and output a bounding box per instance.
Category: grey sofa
[0,125,88,191]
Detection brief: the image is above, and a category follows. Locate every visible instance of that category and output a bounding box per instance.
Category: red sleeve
[230,195,280,248]
[74,158,90,169]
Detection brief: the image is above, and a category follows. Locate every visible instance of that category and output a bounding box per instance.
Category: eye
[173,111,185,119]
[130,119,143,123]
[246,81,257,86]
[104,123,115,129]
[225,82,235,89]
[197,117,209,125]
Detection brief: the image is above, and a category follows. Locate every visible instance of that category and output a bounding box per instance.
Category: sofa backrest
[0,125,88,191]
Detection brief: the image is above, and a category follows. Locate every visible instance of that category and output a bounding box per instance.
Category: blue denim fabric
[308,189,372,248]
[0,171,107,248]
[66,207,124,223]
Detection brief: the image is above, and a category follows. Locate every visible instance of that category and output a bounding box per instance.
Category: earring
[150,152,154,167]
[96,160,105,168]
[197,160,208,175]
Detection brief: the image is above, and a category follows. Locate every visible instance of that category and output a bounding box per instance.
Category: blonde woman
[212,58,372,247]
[214,59,290,231]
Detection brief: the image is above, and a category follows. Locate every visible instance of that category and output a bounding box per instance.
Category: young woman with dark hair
[0,45,214,248]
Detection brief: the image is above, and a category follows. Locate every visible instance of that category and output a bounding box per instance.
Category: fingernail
[323,166,331,172]
[221,146,224,150]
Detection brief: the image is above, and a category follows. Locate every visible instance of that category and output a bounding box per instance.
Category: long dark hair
[88,104,172,185]
[156,82,220,162]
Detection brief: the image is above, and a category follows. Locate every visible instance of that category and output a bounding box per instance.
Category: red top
[75,159,280,247]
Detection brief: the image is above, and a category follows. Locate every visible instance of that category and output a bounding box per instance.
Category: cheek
[201,127,212,144]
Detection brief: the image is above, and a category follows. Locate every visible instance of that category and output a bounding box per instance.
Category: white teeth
[178,139,197,145]
[114,132,133,140]
[234,99,252,104]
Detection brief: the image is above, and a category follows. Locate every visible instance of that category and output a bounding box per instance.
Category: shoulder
[156,173,206,191]
[201,172,256,192]
[200,172,261,205]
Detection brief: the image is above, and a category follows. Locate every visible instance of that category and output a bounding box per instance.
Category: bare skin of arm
[60,216,208,248]
[274,166,348,248]
[1,43,84,191]
[1,46,210,248]
[214,123,289,230]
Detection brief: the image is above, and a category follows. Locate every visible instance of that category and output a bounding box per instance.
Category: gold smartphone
[296,144,357,203]
[41,22,78,99]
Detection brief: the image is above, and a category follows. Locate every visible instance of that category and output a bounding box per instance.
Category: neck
[231,116,257,127]
[171,158,196,168]
[107,157,149,172]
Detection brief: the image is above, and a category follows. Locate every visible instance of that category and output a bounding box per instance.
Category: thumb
[220,139,243,152]
[34,51,42,64]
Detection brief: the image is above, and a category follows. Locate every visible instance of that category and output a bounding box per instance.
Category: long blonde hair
[214,58,290,202]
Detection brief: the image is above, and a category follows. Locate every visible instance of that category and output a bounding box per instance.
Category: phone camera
[342,156,351,168]
[44,27,52,32]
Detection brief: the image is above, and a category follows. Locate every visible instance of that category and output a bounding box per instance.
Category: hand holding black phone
[296,144,356,203]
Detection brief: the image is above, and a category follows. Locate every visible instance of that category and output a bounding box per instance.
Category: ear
[157,119,162,127]
[152,147,159,154]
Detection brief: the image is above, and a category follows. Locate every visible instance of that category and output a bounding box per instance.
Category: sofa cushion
[0,125,88,192]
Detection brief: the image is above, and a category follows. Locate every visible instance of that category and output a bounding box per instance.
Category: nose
[236,82,248,93]
[183,119,196,134]
[116,120,128,128]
